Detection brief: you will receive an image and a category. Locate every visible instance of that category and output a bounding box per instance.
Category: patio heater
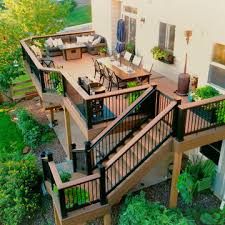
[176,30,192,96]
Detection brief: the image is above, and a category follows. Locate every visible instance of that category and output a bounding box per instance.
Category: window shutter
[158,22,166,49]
[168,25,175,51]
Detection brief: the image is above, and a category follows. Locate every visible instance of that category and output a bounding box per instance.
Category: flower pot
[99,52,106,57]
[158,55,174,64]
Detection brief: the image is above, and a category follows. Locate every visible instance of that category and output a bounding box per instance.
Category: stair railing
[104,100,178,194]
[73,84,157,174]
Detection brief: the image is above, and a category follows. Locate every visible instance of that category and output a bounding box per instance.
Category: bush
[0,154,41,225]
[15,108,55,149]
[192,85,220,101]
[118,192,192,225]
[177,157,216,205]
[60,171,72,183]
[200,209,225,225]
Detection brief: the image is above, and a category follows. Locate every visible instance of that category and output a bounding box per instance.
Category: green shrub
[200,208,225,225]
[118,192,192,225]
[192,85,220,101]
[177,157,216,205]
[0,154,41,225]
[216,101,225,124]
[60,171,72,183]
[15,108,55,149]
[151,46,169,60]
[127,81,141,105]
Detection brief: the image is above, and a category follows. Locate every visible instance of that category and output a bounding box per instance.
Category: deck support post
[50,108,55,127]
[64,106,72,160]
[169,150,183,208]
[104,211,112,225]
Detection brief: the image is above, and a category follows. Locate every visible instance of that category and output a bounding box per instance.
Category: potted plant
[125,42,135,55]
[151,46,174,64]
[99,47,107,57]
[191,85,221,123]
[177,156,216,205]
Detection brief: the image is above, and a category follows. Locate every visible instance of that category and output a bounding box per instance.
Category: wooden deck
[52,53,188,103]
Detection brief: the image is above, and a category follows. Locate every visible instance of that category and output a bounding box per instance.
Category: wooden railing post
[98,164,107,205]
[176,108,187,142]
[172,98,182,138]
[39,70,46,93]
[148,85,157,119]
[62,75,66,97]
[72,150,77,173]
[58,189,67,218]
[85,100,92,129]
[85,141,93,175]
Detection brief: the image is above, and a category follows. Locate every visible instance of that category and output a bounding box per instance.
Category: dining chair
[132,55,142,67]
[124,51,132,62]
[108,71,127,91]
[92,58,104,81]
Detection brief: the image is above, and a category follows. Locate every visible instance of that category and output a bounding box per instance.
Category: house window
[208,43,225,90]
[200,141,222,165]
[158,22,176,53]
[123,6,137,45]
[208,63,225,89]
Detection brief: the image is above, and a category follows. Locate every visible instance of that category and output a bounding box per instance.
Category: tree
[0,0,72,97]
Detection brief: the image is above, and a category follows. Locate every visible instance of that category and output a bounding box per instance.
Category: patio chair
[92,58,104,81]
[132,55,142,67]
[124,51,132,62]
[108,70,127,91]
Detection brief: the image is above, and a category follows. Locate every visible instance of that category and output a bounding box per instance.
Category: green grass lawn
[0,111,25,160]
[64,5,92,27]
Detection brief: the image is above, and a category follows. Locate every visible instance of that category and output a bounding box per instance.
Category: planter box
[191,106,217,123]
[196,177,212,192]
[158,55,175,64]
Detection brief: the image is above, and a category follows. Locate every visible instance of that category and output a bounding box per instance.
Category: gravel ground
[17,97,67,163]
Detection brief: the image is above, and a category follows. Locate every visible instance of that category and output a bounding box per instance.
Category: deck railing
[73,86,175,174]
[176,95,225,141]
[42,99,178,218]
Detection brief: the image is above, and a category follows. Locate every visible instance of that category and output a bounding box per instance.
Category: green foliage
[125,42,135,54]
[65,187,90,209]
[127,81,141,105]
[99,46,107,54]
[192,85,220,101]
[59,171,72,183]
[200,209,225,225]
[177,157,216,205]
[0,154,41,225]
[15,108,55,149]
[64,5,92,27]
[177,171,195,205]
[216,100,225,124]
[151,46,169,60]
[49,72,64,95]
[0,111,25,162]
[118,192,192,225]
[0,0,72,92]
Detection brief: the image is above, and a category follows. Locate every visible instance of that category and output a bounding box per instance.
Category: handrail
[105,101,177,168]
[179,94,225,110]
[91,85,156,146]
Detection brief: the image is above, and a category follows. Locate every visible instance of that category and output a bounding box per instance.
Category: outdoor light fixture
[184,30,192,45]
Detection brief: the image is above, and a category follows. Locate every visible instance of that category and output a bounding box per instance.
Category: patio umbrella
[115,19,126,65]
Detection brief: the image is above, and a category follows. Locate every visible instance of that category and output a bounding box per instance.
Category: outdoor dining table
[97,57,151,83]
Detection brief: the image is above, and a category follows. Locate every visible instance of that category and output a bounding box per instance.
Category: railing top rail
[105,100,178,168]
[91,86,156,146]
[179,94,225,110]
[28,30,95,40]
[86,84,151,101]
[48,161,63,187]
[59,174,100,190]
[49,161,100,190]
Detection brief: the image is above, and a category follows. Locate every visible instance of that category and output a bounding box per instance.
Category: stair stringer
[107,137,173,205]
